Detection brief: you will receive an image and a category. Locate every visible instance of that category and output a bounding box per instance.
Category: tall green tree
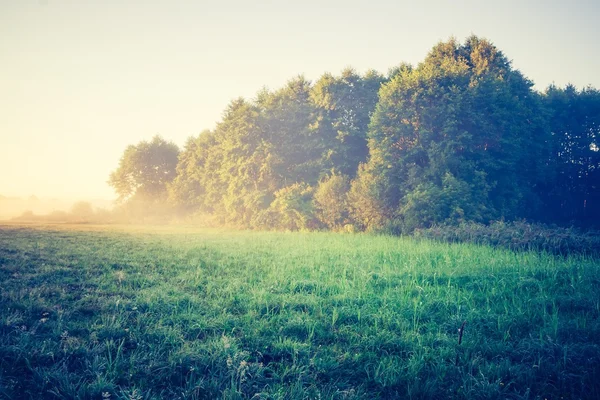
[216,98,277,226]
[357,36,548,230]
[169,97,281,226]
[311,68,384,177]
[168,130,216,213]
[258,76,322,186]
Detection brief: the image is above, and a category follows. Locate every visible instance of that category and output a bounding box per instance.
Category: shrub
[253,183,319,231]
[314,174,350,230]
[414,220,600,257]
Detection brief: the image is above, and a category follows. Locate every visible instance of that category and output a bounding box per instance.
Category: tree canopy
[358,36,548,230]
[109,135,179,203]
[110,36,600,231]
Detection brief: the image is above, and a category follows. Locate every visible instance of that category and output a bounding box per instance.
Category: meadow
[0,224,599,399]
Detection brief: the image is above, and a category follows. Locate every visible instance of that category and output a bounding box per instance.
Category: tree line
[109,36,600,231]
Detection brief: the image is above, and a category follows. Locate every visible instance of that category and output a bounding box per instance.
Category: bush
[347,163,388,231]
[413,220,600,257]
[314,174,350,230]
[252,183,319,231]
[400,173,490,232]
[70,201,94,222]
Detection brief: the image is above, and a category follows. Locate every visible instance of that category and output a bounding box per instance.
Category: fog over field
[0,195,113,221]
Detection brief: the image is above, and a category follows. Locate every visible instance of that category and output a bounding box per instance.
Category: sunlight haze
[1,0,599,202]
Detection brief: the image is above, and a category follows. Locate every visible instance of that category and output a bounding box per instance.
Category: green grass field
[1,224,599,399]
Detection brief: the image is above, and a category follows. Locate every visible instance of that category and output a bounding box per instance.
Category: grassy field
[1,224,599,399]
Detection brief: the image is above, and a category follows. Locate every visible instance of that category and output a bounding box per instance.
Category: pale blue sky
[1,0,599,200]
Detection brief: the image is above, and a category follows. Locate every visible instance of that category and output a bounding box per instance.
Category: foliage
[258,76,323,187]
[541,85,600,225]
[107,35,600,231]
[108,135,179,204]
[414,220,600,257]
[310,68,385,177]
[362,36,548,231]
[167,130,215,213]
[347,162,389,231]
[400,172,490,232]
[253,183,318,231]
[313,173,350,230]
[157,72,385,230]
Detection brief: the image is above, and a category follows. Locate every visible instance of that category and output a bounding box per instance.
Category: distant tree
[70,201,94,220]
[13,210,35,221]
[109,135,179,204]
[94,208,113,223]
[47,210,69,222]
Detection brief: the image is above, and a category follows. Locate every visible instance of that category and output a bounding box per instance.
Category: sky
[1,0,599,202]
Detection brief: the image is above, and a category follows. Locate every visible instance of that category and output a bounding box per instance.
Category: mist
[0,195,113,221]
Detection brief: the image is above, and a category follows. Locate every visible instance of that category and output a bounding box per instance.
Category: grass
[0,223,599,399]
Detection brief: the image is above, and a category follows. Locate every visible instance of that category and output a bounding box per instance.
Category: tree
[542,85,600,226]
[168,130,216,213]
[122,35,600,231]
[165,73,386,229]
[216,98,277,225]
[357,36,548,230]
[258,76,322,186]
[168,97,280,226]
[70,201,94,221]
[311,68,385,177]
[109,135,179,204]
